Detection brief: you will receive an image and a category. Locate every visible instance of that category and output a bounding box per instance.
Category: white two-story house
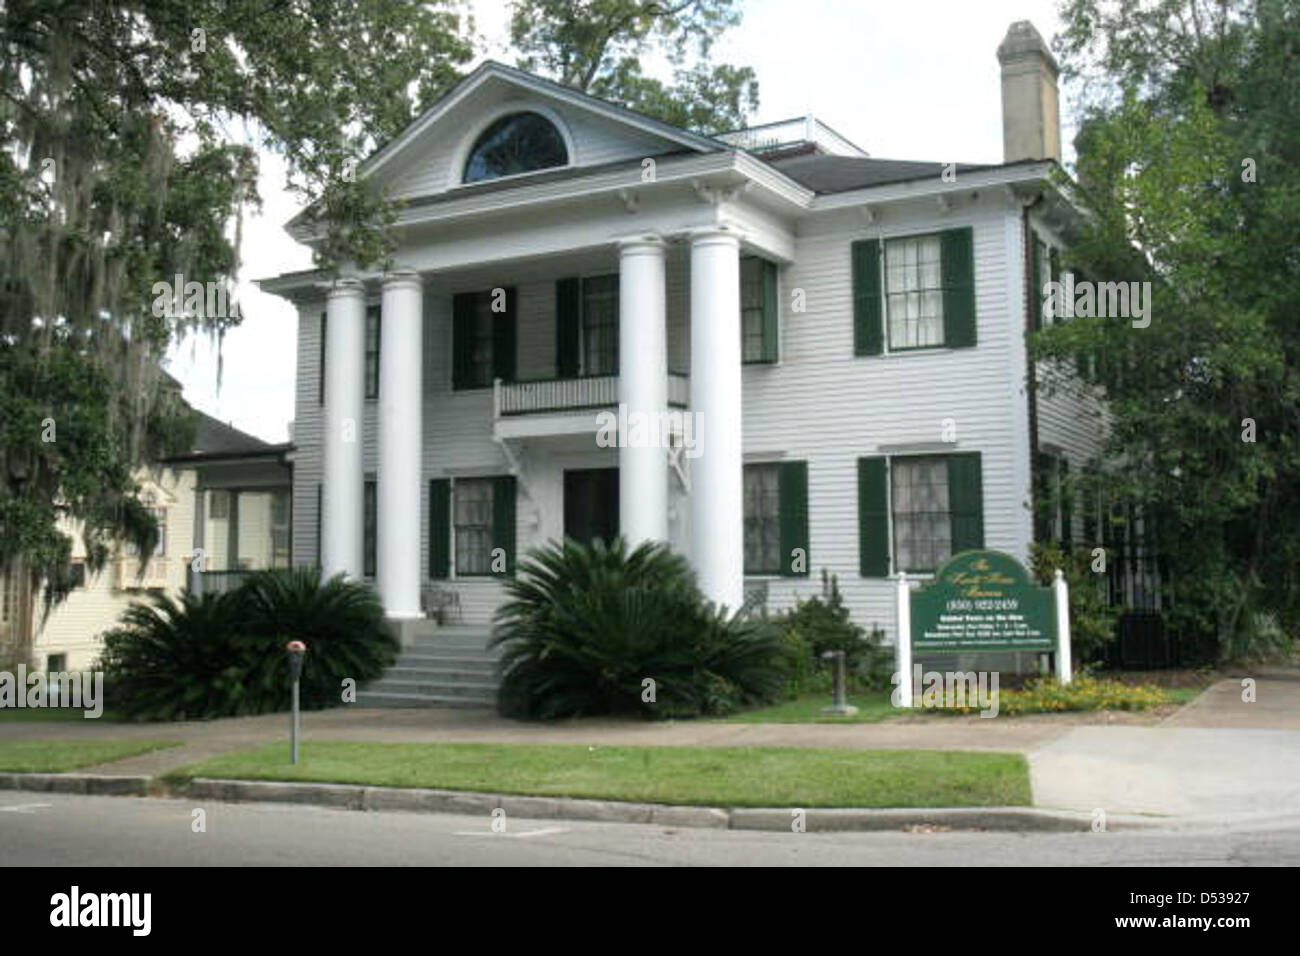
[260,20,1102,649]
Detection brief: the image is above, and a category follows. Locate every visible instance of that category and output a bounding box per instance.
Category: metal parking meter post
[286,641,307,764]
[820,650,859,716]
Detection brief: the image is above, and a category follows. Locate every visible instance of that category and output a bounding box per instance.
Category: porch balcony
[493,372,689,418]
[112,554,173,591]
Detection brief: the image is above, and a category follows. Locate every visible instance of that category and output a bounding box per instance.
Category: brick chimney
[997,21,1061,163]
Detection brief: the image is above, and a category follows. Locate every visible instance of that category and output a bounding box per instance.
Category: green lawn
[0,739,180,772]
[0,708,123,723]
[722,691,901,724]
[172,740,1031,808]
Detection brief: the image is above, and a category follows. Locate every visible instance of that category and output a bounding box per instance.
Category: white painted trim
[810,162,1057,211]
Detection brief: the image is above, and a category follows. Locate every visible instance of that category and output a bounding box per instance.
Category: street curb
[0,772,152,796]
[0,771,1162,831]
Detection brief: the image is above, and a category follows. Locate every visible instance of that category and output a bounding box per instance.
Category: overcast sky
[167,0,1070,444]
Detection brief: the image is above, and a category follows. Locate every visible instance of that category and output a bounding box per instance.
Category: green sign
[910,550,1055,652]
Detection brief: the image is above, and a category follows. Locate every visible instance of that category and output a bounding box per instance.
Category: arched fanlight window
[462,111,568,183]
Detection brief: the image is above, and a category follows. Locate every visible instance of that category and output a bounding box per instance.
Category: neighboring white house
[260,20,1105,651]
[6,412,292,672]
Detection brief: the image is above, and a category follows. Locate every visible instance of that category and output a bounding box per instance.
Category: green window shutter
[1059,459,1073,549]
[761,259,779,363]
[851,240,883,356]
[492,286,517,384]
[315,483,322,567]
[857,456,889,577]
[1034,450,1052,542]
[778,460,809,577]
[451,293,475,390]
[318,312,327,405]
[428,479,451,579]
[492,475,517,576]
[363,479,377,577]
[1031,234,1045,332]
[1081,468,1098,544]
[555,277,581,378]
[941,226,976,347]
[948,452,984,554]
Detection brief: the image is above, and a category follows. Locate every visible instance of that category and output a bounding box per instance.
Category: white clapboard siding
[32,467,196,671]
[292,186,1099,637]
[739,197,1030,639]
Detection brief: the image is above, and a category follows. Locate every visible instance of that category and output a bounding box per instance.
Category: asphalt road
[3,792,1299,866]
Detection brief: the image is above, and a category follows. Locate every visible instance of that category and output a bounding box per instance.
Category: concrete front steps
[358,625,500,709]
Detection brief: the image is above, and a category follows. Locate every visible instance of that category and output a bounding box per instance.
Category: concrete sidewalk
[1029,669,1300,818]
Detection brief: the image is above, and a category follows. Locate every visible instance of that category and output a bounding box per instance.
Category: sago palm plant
[492,538,786,719]
[238,566,398,709]
[99,590,260,720]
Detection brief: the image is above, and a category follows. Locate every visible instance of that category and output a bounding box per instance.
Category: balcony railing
[113,555,171,591]
[186,568,251,597]
[495,374,689,417]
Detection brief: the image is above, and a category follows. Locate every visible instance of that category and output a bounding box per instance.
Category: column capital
[327,277,365,301]
[381,269,423,291]
[614,232,666,254]
[686,224,744,248]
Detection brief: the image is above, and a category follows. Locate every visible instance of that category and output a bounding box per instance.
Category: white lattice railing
[495,374,689,417]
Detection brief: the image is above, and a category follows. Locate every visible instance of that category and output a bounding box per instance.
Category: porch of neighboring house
[162,411,293,598]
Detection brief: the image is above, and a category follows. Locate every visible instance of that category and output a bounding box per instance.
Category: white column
[618,236,669,546]
[689,227,744,611]
[377,270,424,618]
[321,279,365,580]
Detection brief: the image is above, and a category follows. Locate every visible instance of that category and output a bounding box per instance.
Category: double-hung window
[454,478,494,575]
[740,257,778,363]
[890,456,953,573]
[858,453,984,576]
[853,228,975,355]
[742,461,809,577]
[885,236,944,349]
[581,275,619,375]
[452,288,516,389]
[429,476,517,578]
[743,465,781,574]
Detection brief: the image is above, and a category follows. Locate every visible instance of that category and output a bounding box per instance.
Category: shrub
[1030,541,1118,663]
[774,570,891,692]
[492,537,787,719]
[100,591,262,721]
[99,568,396,720]
[238,567,398,709]
[933,675,1175,716]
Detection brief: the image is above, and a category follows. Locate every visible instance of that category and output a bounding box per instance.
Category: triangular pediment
[362,62,722,202]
